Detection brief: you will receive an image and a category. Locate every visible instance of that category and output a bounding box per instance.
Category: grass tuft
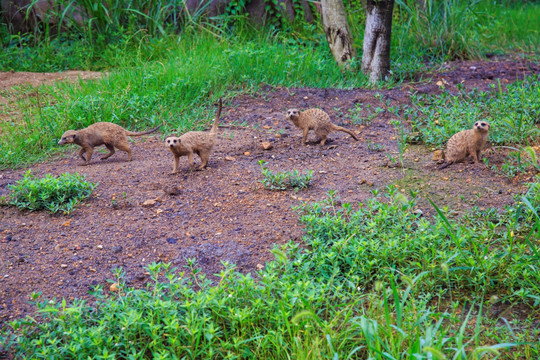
[6,171,97,214]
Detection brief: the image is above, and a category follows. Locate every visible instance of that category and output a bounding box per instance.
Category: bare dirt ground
[0,59,538,324]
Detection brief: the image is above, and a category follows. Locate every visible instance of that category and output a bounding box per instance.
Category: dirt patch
[0,59,538,324]
[0,70,102,90]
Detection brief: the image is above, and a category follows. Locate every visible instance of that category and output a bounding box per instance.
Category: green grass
[5,171,97,214]
[259,160,313,191]
[1,184,539,358]
[401,75,540,148]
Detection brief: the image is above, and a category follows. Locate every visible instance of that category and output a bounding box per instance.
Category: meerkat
[58,122,161,165]
[439,121,490,169]
[166,98,222,174]
[286,108,358,145]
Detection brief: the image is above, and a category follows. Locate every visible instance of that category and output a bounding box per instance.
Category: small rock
[261,141,273,150]
[262,125,272,130]
[97,245,103,250]
[244,151,251,156]
[432,150,445,161]
[166,237,178,244]
[225,156,236,161]
[366,181,374,187]
[5,236,12,242]
[163,185,181,196]
[61,264,68,268]
[110,283,119,292]
[62,219,72,227]
[359,179,366,185]
[142,199,157,207]
[112,245,123,254]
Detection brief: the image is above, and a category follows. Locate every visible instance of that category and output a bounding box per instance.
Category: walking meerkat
[58,122,161,165]
[439,121,490,169]
[166,98,222,174]
[286,108,358,145]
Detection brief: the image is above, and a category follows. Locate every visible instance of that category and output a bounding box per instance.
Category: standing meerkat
[166,98,222,174]
[439,121,490,169]
[58,122,161,166]
[286,108,358,145]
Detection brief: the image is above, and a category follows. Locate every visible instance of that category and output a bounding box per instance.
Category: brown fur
[166,98,222,174]
[439,121,490,169]
[58,122,161,165]
[286,108,358,145]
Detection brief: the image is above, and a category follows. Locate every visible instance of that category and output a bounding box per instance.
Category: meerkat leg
[476,150,483,163]
[187,152,196,171]
[315,128,328,145]
[101,144,116,160]
[198,151,210,170]
[169,155,180,175]
[78,148,86,161]
[115,141,132,161]
[82,147,93,166]
[302,128,309,144]
[470,149,479,163]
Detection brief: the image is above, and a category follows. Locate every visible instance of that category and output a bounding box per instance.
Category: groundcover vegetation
[1,185,539,358]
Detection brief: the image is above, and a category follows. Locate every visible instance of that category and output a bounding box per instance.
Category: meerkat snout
[474,121,490,131]
[165,137,180,148]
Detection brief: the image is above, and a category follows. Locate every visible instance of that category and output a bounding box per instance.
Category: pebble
[110,283,119,292]
[112,245,123,254]
[61,264,68,268]
[166,237,178,244]
[432,150,444,161]
[261,142,273,150]
[97,245,103,250]
[142,199,157,207]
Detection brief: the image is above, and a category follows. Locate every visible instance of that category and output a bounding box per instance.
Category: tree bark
[321,0,356,68]
[362,0,394,83]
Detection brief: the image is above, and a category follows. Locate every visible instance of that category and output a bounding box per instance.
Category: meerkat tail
[332,124,358,141]
[438,162,452,170]
[125,124,162,137]
[210,98,223,134]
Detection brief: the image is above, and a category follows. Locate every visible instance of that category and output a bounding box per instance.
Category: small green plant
[484,146,540,178]
[366,140,386,152]
[259,160,313,190]
[346,103,384,125]
[7,171,97,214]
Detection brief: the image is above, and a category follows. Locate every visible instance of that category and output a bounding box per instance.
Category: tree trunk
[362,0,394,83]
[321,0,356,68]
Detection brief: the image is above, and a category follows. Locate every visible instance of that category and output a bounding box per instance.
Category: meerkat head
[286,109,301,121]
[165,136,181,149]
[473,121,490,133]
[58,130,78,145]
